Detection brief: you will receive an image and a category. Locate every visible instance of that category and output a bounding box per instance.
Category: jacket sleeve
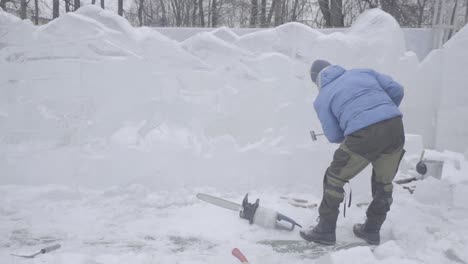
[314,101,344,144]
[374,71,404,106]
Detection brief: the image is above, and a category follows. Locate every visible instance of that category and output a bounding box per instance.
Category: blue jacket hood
[318,65,346,89]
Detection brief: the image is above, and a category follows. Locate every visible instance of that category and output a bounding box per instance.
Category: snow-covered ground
[1,179,468,264]
[1,6,468,264]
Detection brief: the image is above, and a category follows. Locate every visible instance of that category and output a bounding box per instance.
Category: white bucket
[423,160,444,179]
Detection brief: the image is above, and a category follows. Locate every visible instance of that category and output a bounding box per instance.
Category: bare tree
[260,0,266,26]
[291,0,299,21]
[267,0,277,25]
[380,0,404,23]
[34,0,38,24]
[118,0,123,15]
[192,0,198,25]
[139,0,144,25]
[273,0,282,26]
[447,0,458,39]
[65,0,71,12]
[219,0,250,26]
[380,0,398,14]
[161,0,168,25]
[281,0,286,24]
[317,0,343,27]
[376,0,435,27]
[53,0,59,18]
[293,0,309,22]
[212,0,218,26]
[0,0,8,11]
[184,0,191,25]
[2,0,459,30]
[170,0,182,26]
[465,0,468,25]
[207,0,211,25]
[416,0,428,27]
[360,0,377,9]
[19,0,27,19]
[249,0,258,26]
[318,0,331,26]
[198,0,205,26]
[330,0,343,26]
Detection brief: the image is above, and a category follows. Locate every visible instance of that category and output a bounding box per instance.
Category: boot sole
[353,228,380,245]
[300,232,336,245]
[310,239,336,246]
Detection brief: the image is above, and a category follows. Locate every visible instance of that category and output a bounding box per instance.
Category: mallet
[310,130,324,141]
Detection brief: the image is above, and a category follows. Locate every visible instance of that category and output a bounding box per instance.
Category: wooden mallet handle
[232,248,249,264]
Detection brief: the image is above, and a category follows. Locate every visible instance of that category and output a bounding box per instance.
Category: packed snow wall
[156,27,435,61]
[434,26,468,153]
[0,6,467,188]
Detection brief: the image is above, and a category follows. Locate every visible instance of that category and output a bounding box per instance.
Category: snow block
[452,181,468,209]
[404,134,424,158]
[436,24,468,152]
[414,177,452,206]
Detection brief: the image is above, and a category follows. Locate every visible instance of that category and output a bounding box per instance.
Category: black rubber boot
[353,219,382,245]
[354,172,392,246]
[300,216,337,245]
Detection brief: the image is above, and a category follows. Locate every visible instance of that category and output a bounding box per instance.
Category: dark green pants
[319,117,405,226]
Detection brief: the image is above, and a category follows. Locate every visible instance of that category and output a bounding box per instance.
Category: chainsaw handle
[276,213,302,230]
[232,248,249,263]
[40,244,61,254]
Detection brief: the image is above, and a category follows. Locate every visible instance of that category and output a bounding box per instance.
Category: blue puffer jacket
[313,65,404,143]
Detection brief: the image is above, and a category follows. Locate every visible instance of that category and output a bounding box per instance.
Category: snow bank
[235,9,406,72]
[346,8,406,66]
[0,7,467,191]
[0,10,35,46]
[211,27,239,43]
[181,31,247,67]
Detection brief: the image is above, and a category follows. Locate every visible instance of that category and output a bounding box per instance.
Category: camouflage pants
[319,116,405,226]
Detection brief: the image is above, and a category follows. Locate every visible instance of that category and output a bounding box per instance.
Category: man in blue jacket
[300,60,405,245]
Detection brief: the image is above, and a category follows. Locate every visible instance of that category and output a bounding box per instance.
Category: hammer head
[310,131,318,141]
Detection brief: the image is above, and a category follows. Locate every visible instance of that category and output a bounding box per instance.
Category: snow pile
[236,9,406,72]
[389,182,468,264]
[1,5,467,189]
[0,11,36,47]
[0,5,320,189]
[181,31,247,67]
[211,27,240,43]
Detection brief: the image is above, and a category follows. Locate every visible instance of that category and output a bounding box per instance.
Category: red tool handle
[232,248,249,264]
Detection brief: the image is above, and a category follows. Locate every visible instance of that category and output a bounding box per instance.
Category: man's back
[313,65,403,143]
